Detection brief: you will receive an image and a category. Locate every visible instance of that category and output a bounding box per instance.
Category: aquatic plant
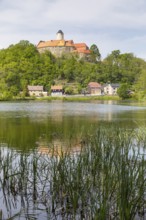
[0,126,145,219]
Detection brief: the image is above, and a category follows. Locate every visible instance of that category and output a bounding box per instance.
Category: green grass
[36,95,121,102]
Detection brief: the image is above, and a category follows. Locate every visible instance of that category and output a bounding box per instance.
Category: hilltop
[0,40,145,100]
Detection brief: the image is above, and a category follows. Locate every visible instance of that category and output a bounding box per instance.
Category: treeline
[0,40,146,99]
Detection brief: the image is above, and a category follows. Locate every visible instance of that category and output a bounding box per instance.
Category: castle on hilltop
[37,30,91,58]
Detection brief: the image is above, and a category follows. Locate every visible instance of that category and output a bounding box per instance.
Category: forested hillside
[0,40,145,99]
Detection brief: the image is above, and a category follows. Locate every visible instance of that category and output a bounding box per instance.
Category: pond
[0,100,146,219]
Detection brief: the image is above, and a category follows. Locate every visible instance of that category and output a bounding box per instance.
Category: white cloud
[0,0,146,59]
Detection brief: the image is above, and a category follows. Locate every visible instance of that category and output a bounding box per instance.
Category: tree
[117,83,131,99]
[0,39,146,97]
[133,67,146,99]
[90,44,101,62]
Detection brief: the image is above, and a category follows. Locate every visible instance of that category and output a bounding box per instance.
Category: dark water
[0,100,146,219]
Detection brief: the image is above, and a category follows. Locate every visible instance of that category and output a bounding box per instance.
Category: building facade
[51,85,63,96]
[103,84,120,95]
[27,85,48,97]
[88,82,102,95]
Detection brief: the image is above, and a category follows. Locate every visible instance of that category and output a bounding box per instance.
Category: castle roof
[37,40,75,48]
[73,43,91,54]
[37,32,91,55]
[57,30,64,34]
[73,48,91,54]
[74,43,88,48]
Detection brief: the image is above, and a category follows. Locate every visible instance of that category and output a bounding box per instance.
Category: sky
[0,0,146,60]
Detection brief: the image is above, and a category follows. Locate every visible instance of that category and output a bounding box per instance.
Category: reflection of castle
[37,139,81,157]
[37,30,91,58]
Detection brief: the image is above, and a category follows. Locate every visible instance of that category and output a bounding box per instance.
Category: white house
[103,84,120,95]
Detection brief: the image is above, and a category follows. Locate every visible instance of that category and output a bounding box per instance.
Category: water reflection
[37,138,82,157]
[0,128,145,219]
[0,101,146,219]
[0,101,145,152]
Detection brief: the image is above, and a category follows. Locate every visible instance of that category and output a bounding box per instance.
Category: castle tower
[56,30,64,40]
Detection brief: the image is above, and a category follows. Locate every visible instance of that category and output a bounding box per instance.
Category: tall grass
[0,126,145,219]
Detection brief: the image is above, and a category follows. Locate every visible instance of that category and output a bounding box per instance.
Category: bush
[64,86,74,95]
[117,83,131,99]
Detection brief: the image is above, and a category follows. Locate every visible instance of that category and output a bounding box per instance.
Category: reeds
[0,125,145,219]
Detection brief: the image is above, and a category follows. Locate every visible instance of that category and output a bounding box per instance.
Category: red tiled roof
[88,82,101,88]
[73,43,90,54]
[37,38,91,55]
[51,85,63,90]
[83,50,91,54]
[76,48,91,54]
[74,43,87,48]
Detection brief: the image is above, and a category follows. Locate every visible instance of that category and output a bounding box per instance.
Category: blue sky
[0,0,146,59]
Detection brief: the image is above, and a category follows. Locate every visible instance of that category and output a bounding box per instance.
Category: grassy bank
[0,95,120,102]
[36,95,121,102]
[1,94,146,102]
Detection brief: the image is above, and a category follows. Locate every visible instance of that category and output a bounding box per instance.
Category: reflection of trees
[0,106,145,152]
[0,115,99,151]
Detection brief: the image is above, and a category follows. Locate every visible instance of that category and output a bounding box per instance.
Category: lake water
[0,100,146,152]
[0,100,146,219]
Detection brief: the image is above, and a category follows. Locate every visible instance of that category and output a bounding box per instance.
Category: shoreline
[0,95,121,102]
[0,94,145,103]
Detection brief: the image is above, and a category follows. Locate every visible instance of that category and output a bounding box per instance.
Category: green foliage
[133,65,146,100]
[0,41,56,96]
[1,91,13,100]
[117,83,131,99]
[90,44,101,62]
[64,86,74,95]
[103,50,143,84]
[0,41,145,99]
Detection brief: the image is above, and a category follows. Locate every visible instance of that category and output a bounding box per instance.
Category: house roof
[51,85,63,90]
[110,83,120,88]
[88,82,101,88]
[28,85,43,91]
[104,83,120,88]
